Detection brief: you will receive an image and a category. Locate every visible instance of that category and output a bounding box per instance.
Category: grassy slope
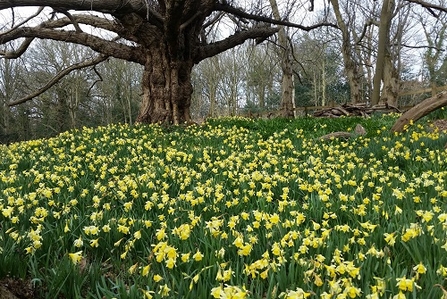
[0,115,446,298]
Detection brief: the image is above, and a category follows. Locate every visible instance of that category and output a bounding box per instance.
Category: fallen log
[391,91,447,133]
[318,124,367,140]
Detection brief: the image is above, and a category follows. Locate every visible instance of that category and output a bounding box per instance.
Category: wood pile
[313,103,401,118]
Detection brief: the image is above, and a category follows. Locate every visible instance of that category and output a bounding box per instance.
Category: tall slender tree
[329,0,364,103]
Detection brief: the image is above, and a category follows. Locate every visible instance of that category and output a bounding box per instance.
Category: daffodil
[73,236,83,248]
[413,262,427,275]
[396,277,417,292]
[279,287,311,298]
[141,264,150,277]
[158,284,171,297]
[193,250,204,261]
[392,291,407,299]
[68,251,83,265]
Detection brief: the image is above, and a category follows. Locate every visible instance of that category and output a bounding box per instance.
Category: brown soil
[0,277,36,299]
[431,119,447,132]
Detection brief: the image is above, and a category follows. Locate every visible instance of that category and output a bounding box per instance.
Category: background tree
[192,55,222,119]
[0,47,28,142]
[371,0,396,105]
[24,40,97,135]
[416,5,447,96]
[94,58,143,125]
[269,0,296,117]
[243,43,280,115]
[329,0,368,104]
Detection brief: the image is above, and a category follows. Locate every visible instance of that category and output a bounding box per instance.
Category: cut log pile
[313,103,401,118]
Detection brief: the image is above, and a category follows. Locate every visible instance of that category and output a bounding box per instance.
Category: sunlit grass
[1,115,447,298]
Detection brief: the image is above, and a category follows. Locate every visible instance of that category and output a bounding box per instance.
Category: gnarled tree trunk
[136,48,193,124]
[371,0,395,106]
[381,51,400,107]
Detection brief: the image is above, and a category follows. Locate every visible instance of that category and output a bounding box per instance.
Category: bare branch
[215,2,338,31]
[309,0,315,12]
[397,43,445,51]
[87,65,104,96]
[180,11,202,31]
[0,26,145,63]
[40,14,118,34]
[52,9,83,33]
[1,6,44,35]
[355,19,377,45]
[0,37,33,58]
[8,54,109,106]
[1,14,122,59]
[405,0,447,14]
[0,0,147,15]
[203,11,224,29]
[195,26,278,62]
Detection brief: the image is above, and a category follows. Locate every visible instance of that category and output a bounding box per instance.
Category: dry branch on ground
[318,124,367,140]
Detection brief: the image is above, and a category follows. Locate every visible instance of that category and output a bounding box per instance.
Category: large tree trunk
[280,64,295,117]
[371,0,395,106]
[330,0,362,104]
[269,0,295,118]
[136,46,193,125]
[381,51,400,107]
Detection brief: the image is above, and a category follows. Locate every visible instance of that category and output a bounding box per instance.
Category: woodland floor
[432,118,447,132]
[0,277,36,299]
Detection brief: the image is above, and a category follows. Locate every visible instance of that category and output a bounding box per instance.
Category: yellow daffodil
[68,251,83,265]
[193,250,203,261]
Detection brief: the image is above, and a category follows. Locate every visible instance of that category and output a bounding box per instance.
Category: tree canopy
[0,0,332,124]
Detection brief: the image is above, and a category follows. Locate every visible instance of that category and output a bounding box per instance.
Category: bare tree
[95,58,143,125]
[244,43,279,113]
[0,0,333,125]
[193,55,222,118]
[269,0,295,117]
[329,0,365,103]
[371,0,396,105]
[391,0,447,131]
[219,48,245,116]
[22,39,99,133]
[0,48,25,142]
[417,7,447,95]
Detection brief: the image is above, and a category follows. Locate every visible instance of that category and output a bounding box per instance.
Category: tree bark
[371,0,395,105]
[329,0,362,103]
[269,0,295,118]
[136,46,193,125]
[381,50,400,106]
